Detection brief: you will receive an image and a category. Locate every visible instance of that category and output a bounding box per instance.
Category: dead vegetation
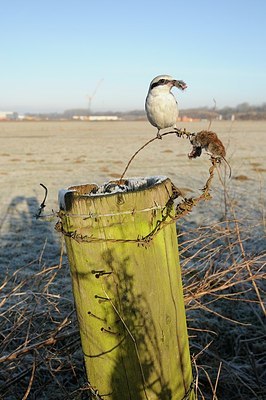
[179,218,265,399]
[0,188,265,399]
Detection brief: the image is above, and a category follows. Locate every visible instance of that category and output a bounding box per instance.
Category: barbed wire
[55,158,217,246]
[36,128,221,245]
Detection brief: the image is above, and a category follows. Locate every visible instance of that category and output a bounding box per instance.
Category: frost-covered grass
[0,121,265,398]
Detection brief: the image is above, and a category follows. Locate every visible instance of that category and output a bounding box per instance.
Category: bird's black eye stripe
[150,79,170,90]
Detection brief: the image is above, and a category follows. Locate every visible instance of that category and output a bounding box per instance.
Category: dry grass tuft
[0,190,265,399]
[0,245,87,399]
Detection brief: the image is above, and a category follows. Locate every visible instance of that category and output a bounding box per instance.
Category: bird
[145,74,187,139]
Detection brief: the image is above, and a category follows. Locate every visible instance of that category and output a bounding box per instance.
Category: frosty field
[0,120,265,399]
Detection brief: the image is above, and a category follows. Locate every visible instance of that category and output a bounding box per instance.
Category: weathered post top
[59,176,169,211]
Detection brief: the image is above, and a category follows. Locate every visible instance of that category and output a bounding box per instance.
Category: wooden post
[58,177,194,400]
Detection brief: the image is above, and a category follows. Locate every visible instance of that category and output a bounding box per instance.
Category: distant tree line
[24,102,266,121]
[180,102,266,120]
[180,103,266,120]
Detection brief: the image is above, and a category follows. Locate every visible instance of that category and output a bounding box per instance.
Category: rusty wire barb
[35,183,48,219]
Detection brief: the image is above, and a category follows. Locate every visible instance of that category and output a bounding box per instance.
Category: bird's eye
[160,79,166,84]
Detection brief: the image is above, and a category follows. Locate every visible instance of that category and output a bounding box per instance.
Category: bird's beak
[173,80,187,90]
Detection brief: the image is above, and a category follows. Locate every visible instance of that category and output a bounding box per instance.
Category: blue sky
[1,0,266,113]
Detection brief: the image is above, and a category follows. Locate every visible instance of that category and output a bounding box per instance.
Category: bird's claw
[175,128,185,138]
[175,128,196,140]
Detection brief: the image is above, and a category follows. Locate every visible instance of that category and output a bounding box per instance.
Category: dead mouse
[188,130,231,178]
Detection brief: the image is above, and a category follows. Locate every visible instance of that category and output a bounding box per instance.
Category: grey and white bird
[145,74,187,138]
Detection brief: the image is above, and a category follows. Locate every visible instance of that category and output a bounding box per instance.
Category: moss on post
[58,177,194,400]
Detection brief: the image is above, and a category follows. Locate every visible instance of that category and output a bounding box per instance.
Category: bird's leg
[174,128,183,138]
[156,129,162,139]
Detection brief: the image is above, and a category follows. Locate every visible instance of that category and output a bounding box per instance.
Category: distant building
[0,111,18,121]
[72,115,121,121]
[177,116,200,122]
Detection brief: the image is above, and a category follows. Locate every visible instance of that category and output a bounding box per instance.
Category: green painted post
[58,177,194,400]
